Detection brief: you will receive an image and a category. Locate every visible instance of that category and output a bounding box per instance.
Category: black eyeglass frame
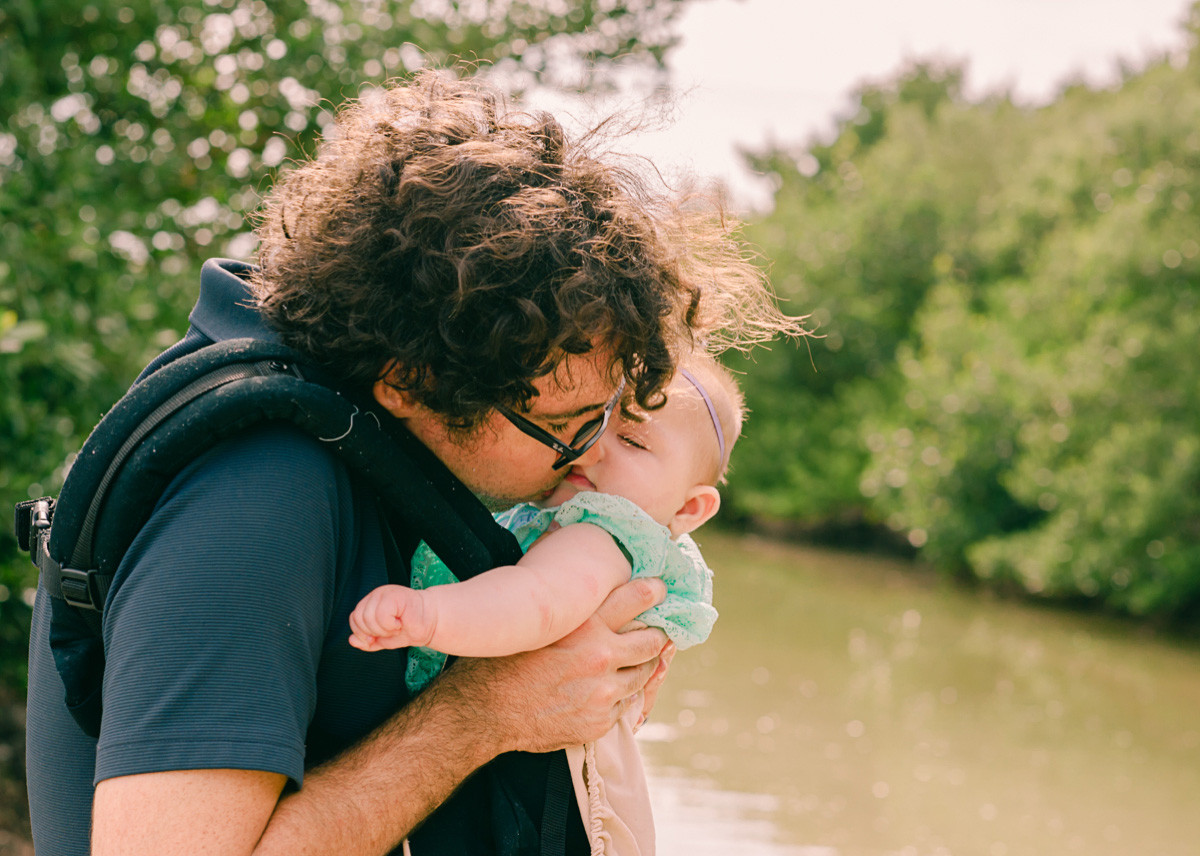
[497,377,626,470]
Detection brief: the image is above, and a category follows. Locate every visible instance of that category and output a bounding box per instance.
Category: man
[26,71,789,855]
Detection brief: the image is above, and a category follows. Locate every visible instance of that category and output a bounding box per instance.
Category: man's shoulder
[114,422,373,588]
[166,422,364,523]
[193,421,348,473]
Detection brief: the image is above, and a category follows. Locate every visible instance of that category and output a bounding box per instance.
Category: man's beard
[475,479,561,513]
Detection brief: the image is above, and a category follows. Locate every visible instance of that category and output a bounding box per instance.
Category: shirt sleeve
[95,425,356,786]
[551,493,718,649]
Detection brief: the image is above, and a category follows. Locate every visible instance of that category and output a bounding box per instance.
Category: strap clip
[14,496,53,554]
[56,566,106,612]
[15,499,109,611]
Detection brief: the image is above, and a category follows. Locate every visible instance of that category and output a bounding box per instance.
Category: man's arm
[350,522,632,655]
[92,577,670,856]
[92,769,286,856]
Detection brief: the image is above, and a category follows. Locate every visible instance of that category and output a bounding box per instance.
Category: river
[639,532,1200,856]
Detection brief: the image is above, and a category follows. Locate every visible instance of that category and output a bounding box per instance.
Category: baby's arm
[349,522,632,655]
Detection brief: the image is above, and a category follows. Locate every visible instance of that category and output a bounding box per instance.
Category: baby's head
[673,353,745,488]
[546,353,745,539]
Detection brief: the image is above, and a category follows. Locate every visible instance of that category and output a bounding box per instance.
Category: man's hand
[448,576,671,754]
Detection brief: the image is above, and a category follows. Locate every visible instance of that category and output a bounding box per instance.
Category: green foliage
[0,0,692,677]
[736,37,1200,621]
[735,61,999,521]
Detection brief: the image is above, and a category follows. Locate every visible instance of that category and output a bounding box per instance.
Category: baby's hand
[348,584,433,652]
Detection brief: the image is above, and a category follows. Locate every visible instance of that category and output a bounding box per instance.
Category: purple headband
[680,368,725,463]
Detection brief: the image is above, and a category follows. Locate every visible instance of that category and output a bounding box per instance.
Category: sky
[541,0,1196,211]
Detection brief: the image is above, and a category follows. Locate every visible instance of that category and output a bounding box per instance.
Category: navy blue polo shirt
[25,260,582,855]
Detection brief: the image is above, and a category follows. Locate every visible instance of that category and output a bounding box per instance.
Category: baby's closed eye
[619,433,648,450]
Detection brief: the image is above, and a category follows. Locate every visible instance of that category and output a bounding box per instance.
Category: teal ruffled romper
[405,492,718,694]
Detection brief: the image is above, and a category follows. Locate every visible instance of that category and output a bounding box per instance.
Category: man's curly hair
[252,70,799,427]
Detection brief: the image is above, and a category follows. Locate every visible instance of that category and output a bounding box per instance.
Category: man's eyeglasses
[498,377,626,470]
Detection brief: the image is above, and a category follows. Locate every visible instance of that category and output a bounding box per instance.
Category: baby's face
[543,377,718,529]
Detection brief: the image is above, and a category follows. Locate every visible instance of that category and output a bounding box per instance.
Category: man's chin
[477,483,563,512]
[476,493,521,513]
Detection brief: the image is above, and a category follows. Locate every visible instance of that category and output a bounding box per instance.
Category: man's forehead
[527,395,610,420]
[523,352,620,417]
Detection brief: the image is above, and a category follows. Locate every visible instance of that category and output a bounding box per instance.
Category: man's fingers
[639,639,675,719]
[615,654,661,700]
[611,623,669,670]
[595,578,666,632]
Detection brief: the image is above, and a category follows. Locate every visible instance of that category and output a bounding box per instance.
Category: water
[640,533,1200,856]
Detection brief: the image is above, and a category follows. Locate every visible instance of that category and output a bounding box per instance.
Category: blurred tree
[731,60,1000,523]
[734,23,1200,622]
[864,56,1200,620]
[0,0,694,685]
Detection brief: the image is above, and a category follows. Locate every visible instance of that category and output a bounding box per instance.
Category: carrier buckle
[58,567,104,612]
[14,496,53,553]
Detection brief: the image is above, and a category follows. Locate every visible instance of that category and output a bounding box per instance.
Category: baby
[350,355,743,855]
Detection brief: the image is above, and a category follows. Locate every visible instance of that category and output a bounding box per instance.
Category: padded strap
[539,752,573,856]
[51,338,522,582]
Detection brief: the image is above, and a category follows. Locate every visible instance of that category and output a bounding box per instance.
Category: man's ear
[373,364,418,418]
[668,485,721,538]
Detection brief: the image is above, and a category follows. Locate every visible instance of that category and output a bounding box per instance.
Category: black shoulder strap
[42,338,520,588]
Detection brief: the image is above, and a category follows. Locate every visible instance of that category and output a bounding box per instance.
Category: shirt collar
[190,258,279,343]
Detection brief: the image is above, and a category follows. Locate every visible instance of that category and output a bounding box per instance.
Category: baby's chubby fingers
[346,603,381,650]
[351,592,399,637]
[348,604,369,638]
[347,632,381,652]
[348,631,409,652]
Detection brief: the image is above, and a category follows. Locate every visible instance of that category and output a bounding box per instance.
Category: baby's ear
[668,485,721,538]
